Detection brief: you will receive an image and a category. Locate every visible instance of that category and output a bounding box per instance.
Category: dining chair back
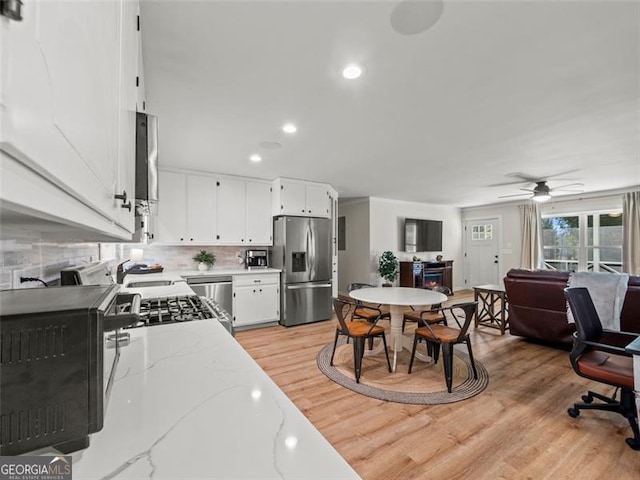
[331,297,391,383]
[408,301,478,393]
[402,285,452,331]
[347,282,391,322]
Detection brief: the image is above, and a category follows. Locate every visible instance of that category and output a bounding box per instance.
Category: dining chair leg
[353,337,364,383]
[408,335,420,374]
[432,342,441,364]
[380,333,392,373]
[465,336,478,379]
[442,343,453,393]
[330,329,340,366]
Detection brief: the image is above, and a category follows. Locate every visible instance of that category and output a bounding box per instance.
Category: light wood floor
[235,291,640,479]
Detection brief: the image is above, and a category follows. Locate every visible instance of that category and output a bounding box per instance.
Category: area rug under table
[316,341,489,404]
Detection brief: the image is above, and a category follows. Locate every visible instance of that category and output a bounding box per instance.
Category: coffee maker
[245,250,268,269]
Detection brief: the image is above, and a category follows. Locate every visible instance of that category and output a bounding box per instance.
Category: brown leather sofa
[504,269,640,347]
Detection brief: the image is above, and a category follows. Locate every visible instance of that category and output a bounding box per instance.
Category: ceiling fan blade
[505,172,540,183]
[551,183,584,191]
[498,193,531,198]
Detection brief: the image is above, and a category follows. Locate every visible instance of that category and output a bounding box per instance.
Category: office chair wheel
[581,394,593,404]
[567,407,580,418]
[625,438,640,451]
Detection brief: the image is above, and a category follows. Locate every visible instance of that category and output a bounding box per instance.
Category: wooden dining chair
[402,285,451,332]
[346,283,391,322]
[408,301,478,393]
[331,297,391,383]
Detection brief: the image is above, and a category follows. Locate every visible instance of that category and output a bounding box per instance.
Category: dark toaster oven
[0,285,139,455]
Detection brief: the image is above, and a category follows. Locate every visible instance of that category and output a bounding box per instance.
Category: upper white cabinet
[245,181,273,244]
[186,175,218,243]
[272,178,331,218]
[0,0,139,239]
[217,177,246,244]
[154,170,271,246]
[155,170,217,244]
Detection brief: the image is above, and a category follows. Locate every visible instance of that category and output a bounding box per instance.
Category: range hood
[135,112,159,203]
[134,112,159,243]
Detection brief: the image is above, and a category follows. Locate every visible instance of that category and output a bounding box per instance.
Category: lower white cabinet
[232,274,280,327]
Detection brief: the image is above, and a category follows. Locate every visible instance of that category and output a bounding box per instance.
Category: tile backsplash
[0,239,99,289]
[101,244,260,272]
[0,239,266,290]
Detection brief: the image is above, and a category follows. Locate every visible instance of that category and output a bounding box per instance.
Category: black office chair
[564,287,640,451]
[331,297,391,383]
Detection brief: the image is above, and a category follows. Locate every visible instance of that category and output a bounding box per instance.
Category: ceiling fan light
[532,193,551,202]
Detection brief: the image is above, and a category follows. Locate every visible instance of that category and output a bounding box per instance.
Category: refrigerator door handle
[286,283,332,290]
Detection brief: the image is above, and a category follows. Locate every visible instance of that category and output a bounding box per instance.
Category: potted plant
[193,250,216,271]
[378,251,399,286]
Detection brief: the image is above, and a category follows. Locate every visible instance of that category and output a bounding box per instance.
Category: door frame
[463,215,503,288]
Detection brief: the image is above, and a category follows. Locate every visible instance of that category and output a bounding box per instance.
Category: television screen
[404,218,443,252]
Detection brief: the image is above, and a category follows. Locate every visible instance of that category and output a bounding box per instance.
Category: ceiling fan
[499,180,584,202]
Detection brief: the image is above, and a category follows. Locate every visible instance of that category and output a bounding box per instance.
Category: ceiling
[140,0,640,208]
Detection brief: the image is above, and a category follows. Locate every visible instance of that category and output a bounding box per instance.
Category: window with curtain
[542,211,623,272]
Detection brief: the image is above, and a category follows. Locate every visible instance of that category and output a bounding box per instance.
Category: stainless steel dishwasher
[185,275,233,316]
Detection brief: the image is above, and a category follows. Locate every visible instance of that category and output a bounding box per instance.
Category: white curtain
[519,203,543,270]
[622,191,640,275]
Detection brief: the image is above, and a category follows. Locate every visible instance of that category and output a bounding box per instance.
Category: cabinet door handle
[115,191,131,211]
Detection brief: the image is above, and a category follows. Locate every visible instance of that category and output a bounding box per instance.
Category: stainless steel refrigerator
[272,216,333,326]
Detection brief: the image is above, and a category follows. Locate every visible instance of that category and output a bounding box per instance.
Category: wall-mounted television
[404,218,443,252]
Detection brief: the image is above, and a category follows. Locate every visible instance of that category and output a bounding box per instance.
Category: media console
[399,260,453,293]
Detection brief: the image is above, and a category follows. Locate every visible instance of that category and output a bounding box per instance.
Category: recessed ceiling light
[342,64,363,80]
[249,154,262,162]
[282,123,297,134]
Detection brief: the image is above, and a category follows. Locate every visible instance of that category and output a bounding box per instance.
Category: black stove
[131,295,216,327]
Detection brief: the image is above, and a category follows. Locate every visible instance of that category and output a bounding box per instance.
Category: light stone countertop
[71,320,360,479]
[179,267,281,277]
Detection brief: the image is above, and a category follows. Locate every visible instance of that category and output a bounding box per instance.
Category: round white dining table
[349,287,448,372]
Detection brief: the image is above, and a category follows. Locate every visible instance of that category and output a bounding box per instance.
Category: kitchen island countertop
[70,319,359,479]
[179,267,281,276]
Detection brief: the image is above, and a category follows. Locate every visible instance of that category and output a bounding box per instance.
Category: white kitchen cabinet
[155,170,217,243]
[272,178,331,218]
[245,181,273,244]
[136,10,146,113]
[232,273,280,327]
[186,175,217,243]
[0,0,138,239]
[216,177,246,244]
[155,171,186,242]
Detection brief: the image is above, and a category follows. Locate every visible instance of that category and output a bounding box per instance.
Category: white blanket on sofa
[567,272,629,330]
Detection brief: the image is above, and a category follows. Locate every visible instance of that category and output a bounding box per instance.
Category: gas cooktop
[129,295,216,328]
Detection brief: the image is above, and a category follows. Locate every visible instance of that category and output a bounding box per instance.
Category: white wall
[461,190,628,281]
[337,199,371,293]
[368,197,463,290]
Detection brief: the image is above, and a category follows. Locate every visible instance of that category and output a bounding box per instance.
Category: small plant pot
[382,283,392,287]
[198,262,209,271]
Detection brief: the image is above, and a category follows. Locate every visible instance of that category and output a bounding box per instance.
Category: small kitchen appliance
[0,285,140,455]
[245,249,268,269]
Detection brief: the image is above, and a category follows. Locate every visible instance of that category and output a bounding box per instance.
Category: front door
[464,218,500,287]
